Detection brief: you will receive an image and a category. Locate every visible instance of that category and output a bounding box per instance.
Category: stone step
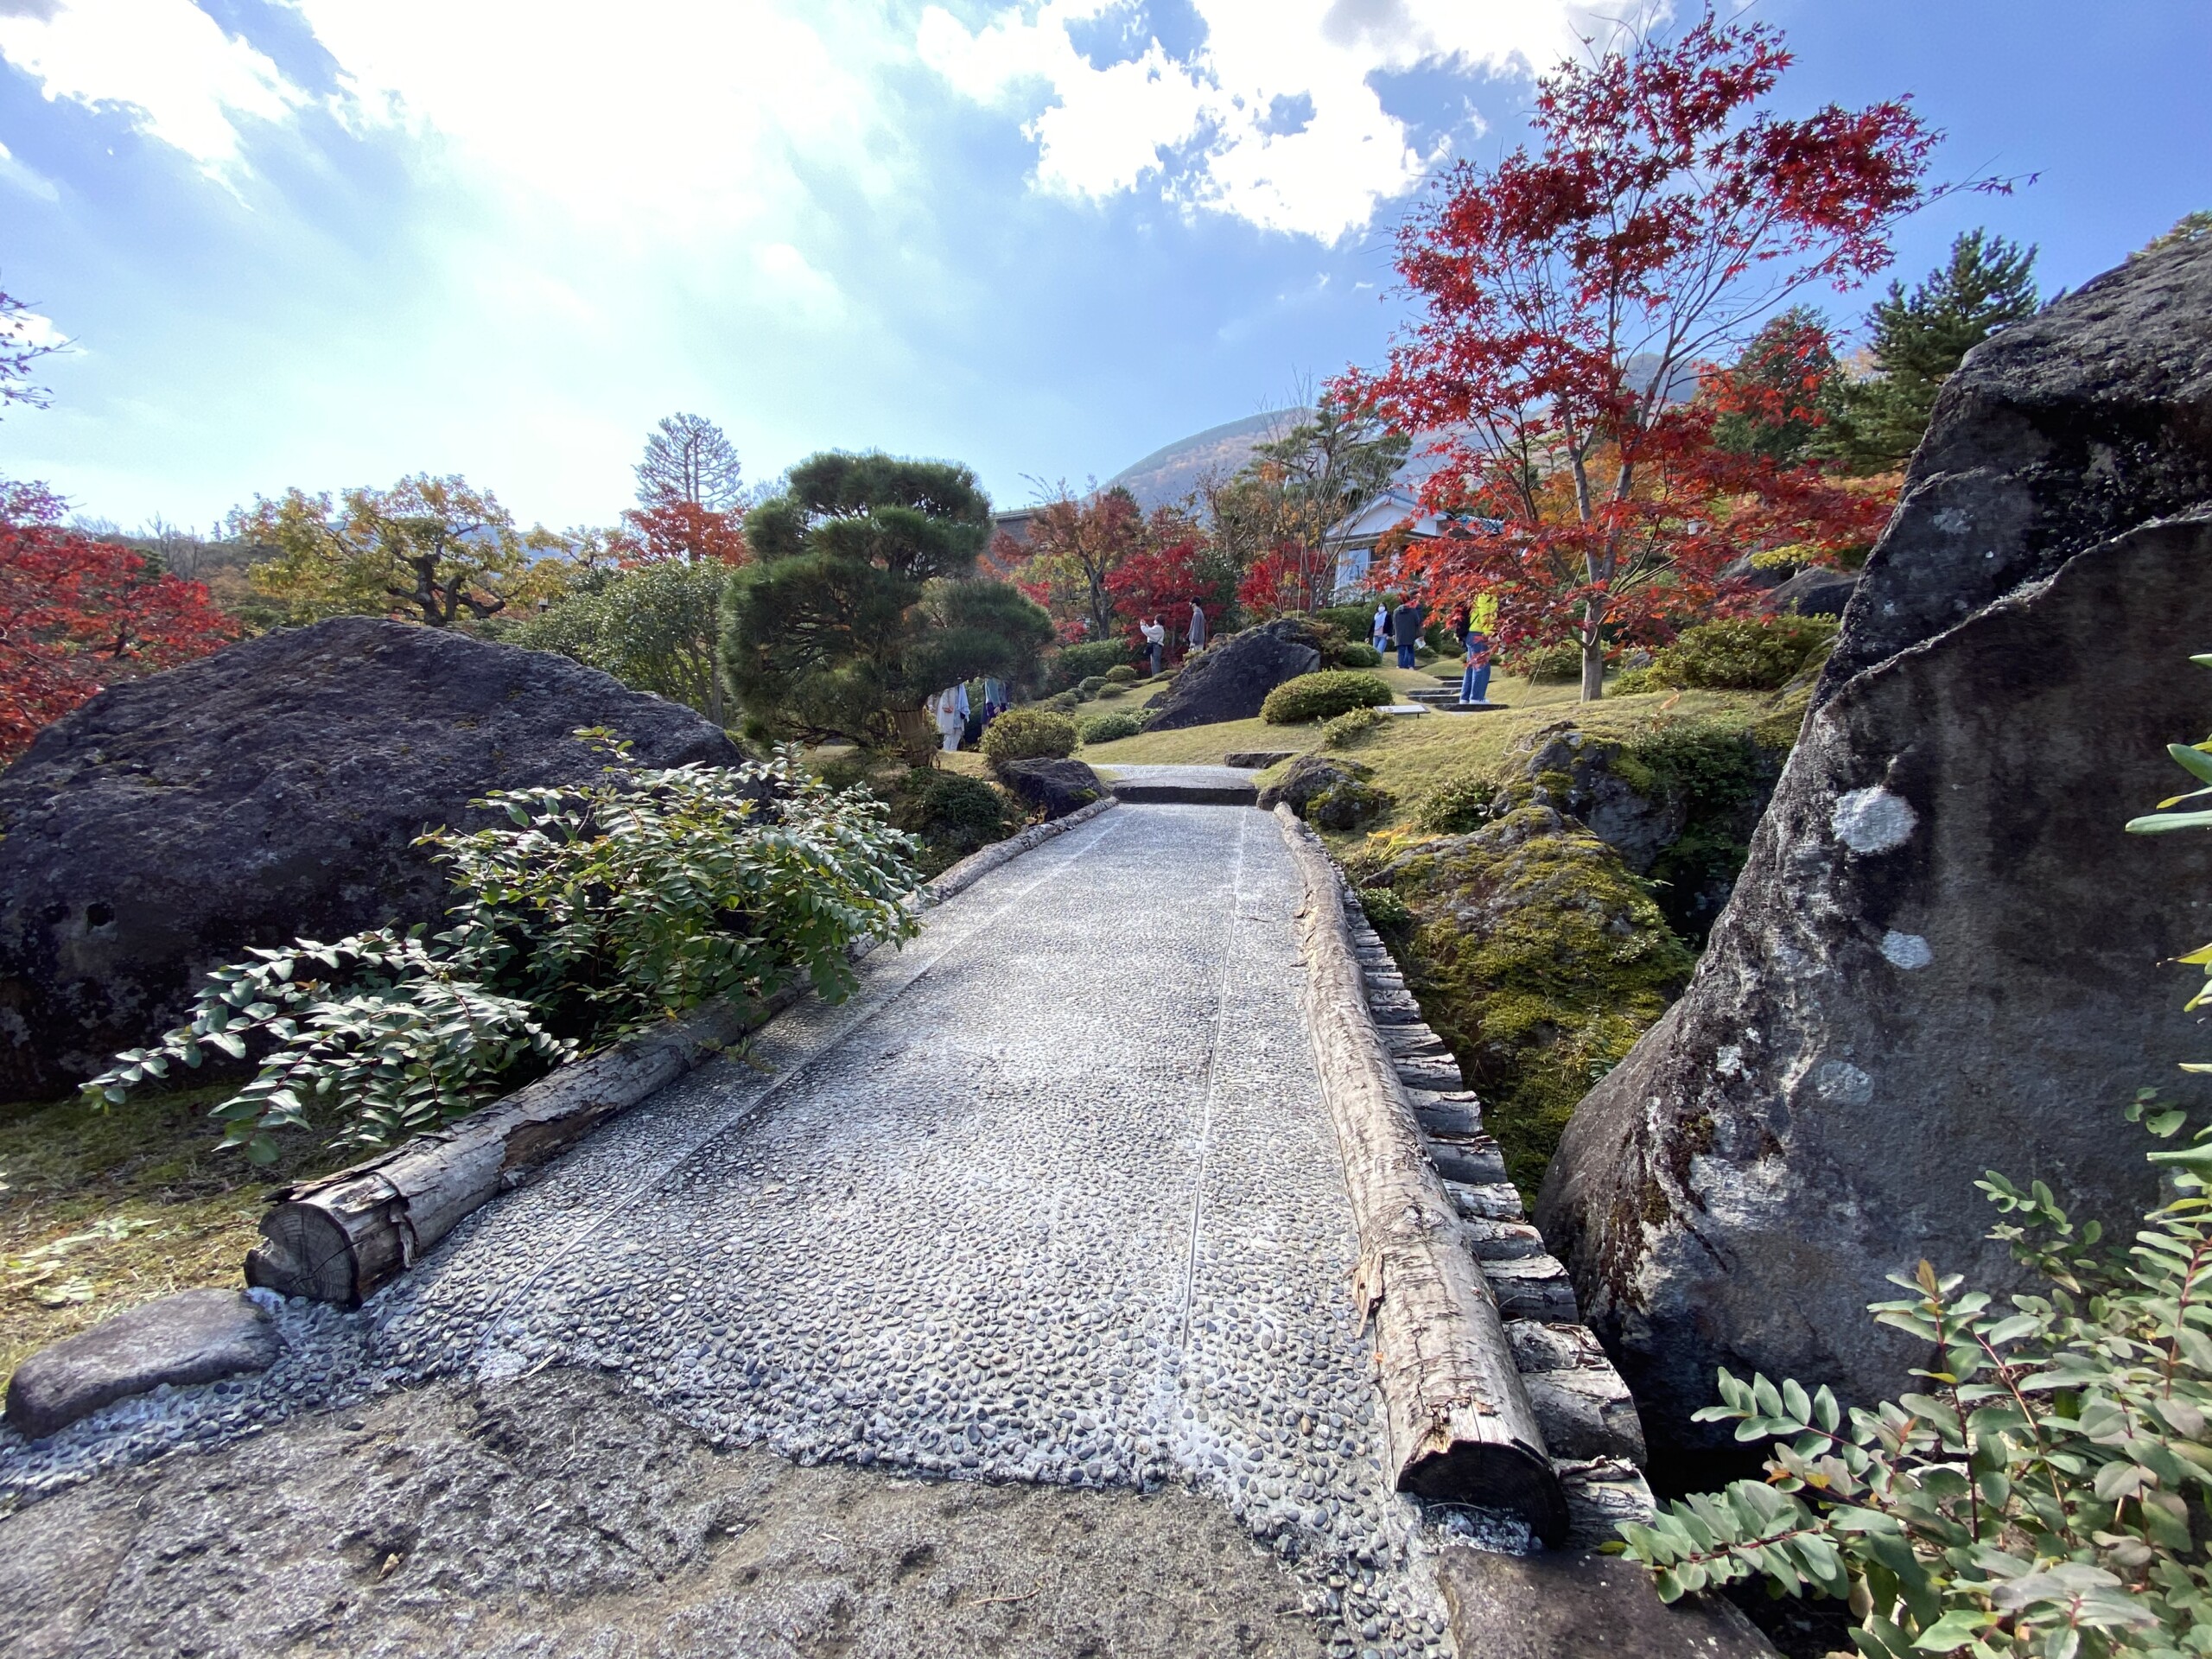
[1483,1252,1581,1323]
[1431,1135,1511,1188]
[1408,1090,1484,1136]
[1221,749,1294,769]
[1368,993,1424,1026]
[1507,1322,1648,1468]
[1394,1054,1465,1091]
[1463,1217,1548,1262]
[1554,1460,1664,1555]
[1443,1178,1524,1222]
[1380,1025,1452,1063]
[1108,780,1258,805]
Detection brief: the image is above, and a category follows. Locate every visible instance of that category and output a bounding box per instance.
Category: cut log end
[1399,1437,1572,1548]
[246,1202,365,1306]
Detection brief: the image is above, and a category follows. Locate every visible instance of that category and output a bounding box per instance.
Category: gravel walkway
[1,805,1499,1656]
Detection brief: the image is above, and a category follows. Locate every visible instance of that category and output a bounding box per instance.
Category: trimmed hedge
[1044,639,1130,691]
[1643,615,1838,691]
[979,706,1078,769]
[1077,710,1141,745]
[1261,671,1395,725]
[1103,664,1138,684]
[1335,642,1383,668]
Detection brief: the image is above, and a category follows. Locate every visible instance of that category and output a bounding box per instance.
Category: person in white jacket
[932,683,969,752]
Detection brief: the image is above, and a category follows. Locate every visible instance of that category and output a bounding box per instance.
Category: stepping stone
[1463,1217,1549,1262]
[4,1288,279,1440]
[1506,1323,1649,1467]
[1435,1537,1773,1656]
[1222,750,1294,769]
[1395,1053,1465,1090]
[1100,764,1259,805]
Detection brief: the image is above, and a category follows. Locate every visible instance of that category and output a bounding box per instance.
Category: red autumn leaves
[0,480,238,760]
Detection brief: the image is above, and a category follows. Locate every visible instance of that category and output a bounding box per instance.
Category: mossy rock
[1366,806,1694,1202]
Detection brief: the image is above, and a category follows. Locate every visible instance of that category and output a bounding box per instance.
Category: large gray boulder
[0,617,743,1098]
[1142,619,1323,731]
[1538,238,2212,1478]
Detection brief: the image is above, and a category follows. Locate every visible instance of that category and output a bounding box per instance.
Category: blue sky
[0,0,2205,535]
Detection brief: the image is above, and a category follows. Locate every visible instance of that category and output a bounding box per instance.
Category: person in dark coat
[1390,600,1426,669]
[1187,600,1208,653]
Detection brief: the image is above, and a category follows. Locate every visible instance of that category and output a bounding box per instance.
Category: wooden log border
[246,794,1120,1306]
[1274,804,1569,1545]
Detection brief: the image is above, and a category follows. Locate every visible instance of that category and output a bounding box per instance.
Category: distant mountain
[1105,409,1309,511]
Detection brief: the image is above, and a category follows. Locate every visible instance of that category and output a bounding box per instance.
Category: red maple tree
[0,479,239,760]
[614,500,749,566]
[1104,533,1235,655]
[1339,12,1949,698]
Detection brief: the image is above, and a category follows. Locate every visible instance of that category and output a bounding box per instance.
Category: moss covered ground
[0,1084,352,1382]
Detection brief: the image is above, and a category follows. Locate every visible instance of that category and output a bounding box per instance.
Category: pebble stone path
[2,804,1520,1656]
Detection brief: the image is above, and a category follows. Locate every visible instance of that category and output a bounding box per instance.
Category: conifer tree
[1822,229,2039,473]
[722,452,1052,747]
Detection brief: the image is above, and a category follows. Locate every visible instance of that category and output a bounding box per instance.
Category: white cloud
[918,0,1627,242]
[0,137,59,199]
[0,0,300,173]
[0,304,67,349]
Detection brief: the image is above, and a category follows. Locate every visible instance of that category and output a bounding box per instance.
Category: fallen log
[1274,804,1567,1545]
[245,992,789,1306]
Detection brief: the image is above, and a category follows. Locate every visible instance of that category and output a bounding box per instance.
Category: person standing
[933,684,968,753]
[1371,601,1389,652]
[1459,631,1493,706]
[1141,616,1166,677]
[1450,602,1471,653]
[1391,598,1425,670]
[1187,600,1208,656]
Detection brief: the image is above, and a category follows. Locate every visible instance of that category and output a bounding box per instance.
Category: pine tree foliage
[1824,231,2040,473]
[724,452,1052,747]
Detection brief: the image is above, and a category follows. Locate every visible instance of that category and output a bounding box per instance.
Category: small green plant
[1644,614,1838,691]
[1262,671,1395,725]
[1417,772,1499,833]
[1103,664,1138,684]
[1611,666,1656,695]
[1078,710,1142,746]
[1619,667,2212,1657]
[979,705,1079,769]
[1322,705,1389,748]
[1044,639,1128,691]
[1357,886,1412,930]
[1338,642,1384,669]
[890,768,1015,873]
[1078,674,1107,695]
[87,738,921,1160]
[1514,641,1589,683]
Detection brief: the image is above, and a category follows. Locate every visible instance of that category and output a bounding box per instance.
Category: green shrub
[1321,706,1388,748]
[1336,641,1384,669]
[1095,683,1128,699]
[979,705,1079,769]
[1042,690,1079,712]
[1314,601,1387,642]
[1417,772,1499,834]
[1044,639,1128,691]
[1646,614,1838,691]
[1610,666,1656,695]
[1514,641,1587,683]
[1357,887,1411,930]
[888,768,1016,874]
[86,739,919,1159]
[1077,674,1107,695]
[1103,664,1138,683]
[1261,671,1395,725]
[1077,711,1141,746]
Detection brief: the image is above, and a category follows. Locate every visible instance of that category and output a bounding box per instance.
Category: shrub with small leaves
[1417,772,1499,834]
[86,737,921,1160]
[1514,641,1587,683]
[1322,706,1388,748]
[1261,671,1395,725]
[1619,663,2212,1657]
[979,705,1079,769]
[1078,710,1142,746]
[1611,666,1656,695]
[1645,615,1838,691]
[1337,642,1384,669]
[1357,887,1411,930]
[1103,664,1138,684]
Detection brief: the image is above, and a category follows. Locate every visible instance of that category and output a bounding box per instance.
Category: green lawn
[0,1085,354,1382]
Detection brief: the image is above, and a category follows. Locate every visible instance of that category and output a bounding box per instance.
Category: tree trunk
[1273,805,1568,1545]
[1580,633,1606,702]
[245,995,786,1306]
